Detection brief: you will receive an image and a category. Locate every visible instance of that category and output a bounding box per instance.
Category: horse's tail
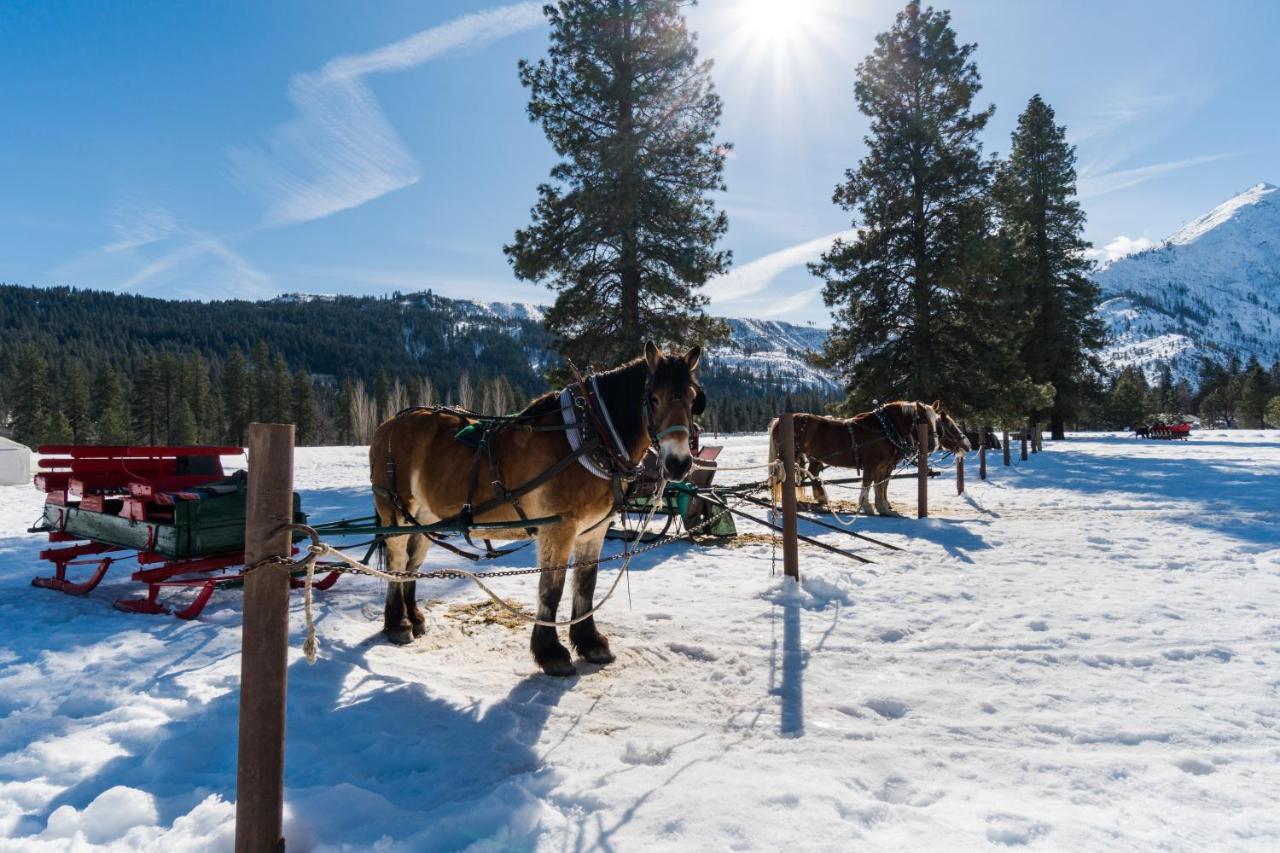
[767,416,782,504]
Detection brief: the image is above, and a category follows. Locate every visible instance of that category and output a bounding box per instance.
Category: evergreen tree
[223,346,250,445]
[1237,358,1269,428]
[62,360,93,443]
[11,344,50,447]
[506,0,731,371]
[994,94,1103,438]
[292,369,317,445]
[270,352,292,423]
[131,353,161,445]
[172,400,197,445]
[158,352,182,442]
[92,364,129,444]
[1107,367,1150,430]
[374,370,390,422]
[336,378,356,445]
[812,3,996,412]
[251,340,272,422]
[1265,395,1280,429]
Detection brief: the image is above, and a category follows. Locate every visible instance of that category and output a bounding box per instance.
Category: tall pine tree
[506,0,730,371]
[812,3,997,412]
[993,94,1103,438]
[223,346,250,445]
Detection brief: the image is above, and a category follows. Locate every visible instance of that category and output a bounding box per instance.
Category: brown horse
[769,401,970,516]
[369,342,702,676]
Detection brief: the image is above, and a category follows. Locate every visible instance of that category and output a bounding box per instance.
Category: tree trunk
[1050,410,1065,440]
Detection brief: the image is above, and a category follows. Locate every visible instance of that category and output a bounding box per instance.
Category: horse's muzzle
[660,451,693,481]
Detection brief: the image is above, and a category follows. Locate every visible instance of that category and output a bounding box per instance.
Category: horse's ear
[692,385,707,415]
[644,340,662,372]
[931,399,943,413]
[684,345,701,371]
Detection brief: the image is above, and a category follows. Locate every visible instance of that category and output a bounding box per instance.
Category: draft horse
[769,401,970,516]
[369,342,703,676]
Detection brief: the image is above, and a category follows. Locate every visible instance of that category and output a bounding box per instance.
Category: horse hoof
[581,647,616,665]
[385,626,414,646]
[540,657,578,678]
[411,621,426,638]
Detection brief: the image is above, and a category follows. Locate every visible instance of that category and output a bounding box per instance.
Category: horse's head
[930,399,971,454]
[644,341,702,481]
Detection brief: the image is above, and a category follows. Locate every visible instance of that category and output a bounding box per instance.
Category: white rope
[296,483,668,663]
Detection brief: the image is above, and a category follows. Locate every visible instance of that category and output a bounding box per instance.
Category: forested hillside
[0,284,837,446]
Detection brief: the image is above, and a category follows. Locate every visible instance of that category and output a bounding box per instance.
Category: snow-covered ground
[2,432,1279,851]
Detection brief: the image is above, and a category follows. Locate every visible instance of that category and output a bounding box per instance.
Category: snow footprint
[985,813,1050,846]
[667,641,718,662]
[865,698,909,720]
[622,742,673,766]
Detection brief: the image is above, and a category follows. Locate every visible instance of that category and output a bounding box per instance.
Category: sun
[708,0,847,118]
[738,0,820,45]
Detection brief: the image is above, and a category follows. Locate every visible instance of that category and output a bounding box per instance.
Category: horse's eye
[650,395,660,407]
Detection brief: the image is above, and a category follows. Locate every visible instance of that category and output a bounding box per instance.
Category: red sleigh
[31,444,337,619]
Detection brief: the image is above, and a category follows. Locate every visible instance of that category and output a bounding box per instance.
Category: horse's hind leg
[531,524,576,677]
[569,526,614,665]
[404,533,430,638]
[382,533,415,645]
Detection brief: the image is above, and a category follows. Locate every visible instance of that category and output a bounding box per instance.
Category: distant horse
[1134,426,1150,438]
[369,343,703,676]
[769,401,971,516]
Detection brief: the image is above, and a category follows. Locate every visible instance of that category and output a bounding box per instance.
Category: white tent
[0,436,33,487]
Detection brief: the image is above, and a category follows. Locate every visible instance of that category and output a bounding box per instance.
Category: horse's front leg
[874,463,900,516]
[569,525,614,665]
[857,469,876,515]
[382,532,414,645]
[530,523,576,677]
[808,459,829,507]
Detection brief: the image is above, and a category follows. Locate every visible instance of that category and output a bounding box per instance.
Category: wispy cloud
[704,228,857,304]
[104,203,177,252]
[1078,152,1240,198]
[230,2,544,227]
[120,232,271,296]
[758,284,824,318]
[1085,235,1157,265]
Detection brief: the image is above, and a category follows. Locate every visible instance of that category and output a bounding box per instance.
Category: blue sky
[2,0,1277,325]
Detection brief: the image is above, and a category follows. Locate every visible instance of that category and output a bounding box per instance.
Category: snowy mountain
[1095,182,1280,382]
[456,300,836,390]
[711,318,836,390]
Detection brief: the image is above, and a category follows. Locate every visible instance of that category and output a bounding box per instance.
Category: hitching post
[235,423,295,853]
[778,414,800,580]
[917,422,929,519]
[979,427,987,480]
[1003,430,1011,466]
[956,450,965,495]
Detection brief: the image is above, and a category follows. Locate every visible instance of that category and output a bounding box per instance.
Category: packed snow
[1,433,1279,850]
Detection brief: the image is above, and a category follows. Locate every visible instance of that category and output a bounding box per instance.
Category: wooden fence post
[978,427,987,480]
[778,414,799,580]
[917,422,929,518]
[1003,430,1011,466]
[235,423,295,853]
[956,451,964,495]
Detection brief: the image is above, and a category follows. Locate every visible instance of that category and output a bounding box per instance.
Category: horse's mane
[516,354,698,450]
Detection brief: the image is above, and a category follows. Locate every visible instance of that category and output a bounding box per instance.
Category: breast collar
[559,380,637,482]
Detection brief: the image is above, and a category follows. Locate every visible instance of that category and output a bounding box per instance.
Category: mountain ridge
[1094,182,1280,382]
